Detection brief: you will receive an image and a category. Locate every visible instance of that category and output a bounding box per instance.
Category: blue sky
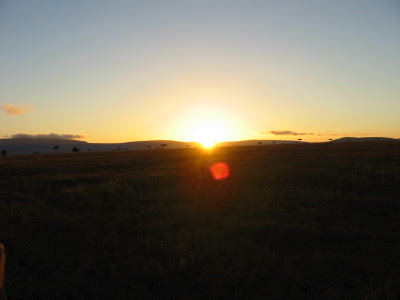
[1,0,399,142]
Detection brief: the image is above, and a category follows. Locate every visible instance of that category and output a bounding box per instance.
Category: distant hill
[330,137,395,143]
[0,138,201,155]
[0,138,88,146]
[216,139,304,147]
[87,140,201,152]
[1,137,396,155]
[0,138,88,155]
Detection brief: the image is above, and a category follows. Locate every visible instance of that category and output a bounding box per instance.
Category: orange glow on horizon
[175,107,239,148]
[189,122,225,148]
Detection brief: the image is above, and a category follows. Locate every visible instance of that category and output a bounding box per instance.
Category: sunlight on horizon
[187,121,228,148]
[175,107,238,148]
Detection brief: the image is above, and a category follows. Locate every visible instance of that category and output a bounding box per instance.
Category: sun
[189,120,229,148]
[186,113,236,148]
[172,107,241,148]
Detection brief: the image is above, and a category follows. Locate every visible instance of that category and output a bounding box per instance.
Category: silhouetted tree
[258,142,262,145]
[1,150,6,155]
[72,146,81,153]
[272,141,276,144]
[148,145,151,149]
[297,139,302,143]
[160,144,167,149]
[53,145,60,153]
[328,139,333,141]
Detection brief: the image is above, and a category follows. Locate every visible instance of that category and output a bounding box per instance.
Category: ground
[0,141,399,299]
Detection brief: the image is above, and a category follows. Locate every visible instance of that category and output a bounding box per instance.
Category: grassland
[1,141,399,299]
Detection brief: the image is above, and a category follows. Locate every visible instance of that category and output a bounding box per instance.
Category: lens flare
[210,162,230,180]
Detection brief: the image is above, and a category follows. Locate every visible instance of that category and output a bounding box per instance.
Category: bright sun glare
[182,109,237,148]
[189,121,229,148]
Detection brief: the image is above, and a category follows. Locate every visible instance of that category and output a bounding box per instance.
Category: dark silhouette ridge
[0,137,397,155]
[331,137,395,143]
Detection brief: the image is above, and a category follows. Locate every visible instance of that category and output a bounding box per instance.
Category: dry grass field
[0,141,399,299]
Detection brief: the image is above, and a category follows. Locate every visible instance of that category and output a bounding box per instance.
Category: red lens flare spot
[210,162,230,180]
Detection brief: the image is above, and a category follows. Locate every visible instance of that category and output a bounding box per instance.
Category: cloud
[9,133,85,139]
[260,130,314,136]
[1,104,33,116]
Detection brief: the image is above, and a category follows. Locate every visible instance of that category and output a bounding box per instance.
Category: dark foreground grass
[1,141,399,299]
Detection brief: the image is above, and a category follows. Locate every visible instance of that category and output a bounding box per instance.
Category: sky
[1,0,399,143]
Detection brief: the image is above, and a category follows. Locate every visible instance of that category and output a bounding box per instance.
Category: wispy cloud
[9,133,85,139]
[1,104,33,116]
[260,130,314,136]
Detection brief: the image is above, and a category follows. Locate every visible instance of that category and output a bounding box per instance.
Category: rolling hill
[0,136,397,155]
[0,138,200,155]
[330,137,396,142]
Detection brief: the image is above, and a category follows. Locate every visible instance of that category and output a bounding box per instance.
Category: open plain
[1,141,399,299]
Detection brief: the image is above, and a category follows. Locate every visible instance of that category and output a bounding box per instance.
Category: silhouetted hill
[0,138,200,155]
[0,138,87,145]
[331,137,395,142]
[1,137,397,155]
[0,138,87,155]
[216,139,304,147]
[87,140,201,152]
